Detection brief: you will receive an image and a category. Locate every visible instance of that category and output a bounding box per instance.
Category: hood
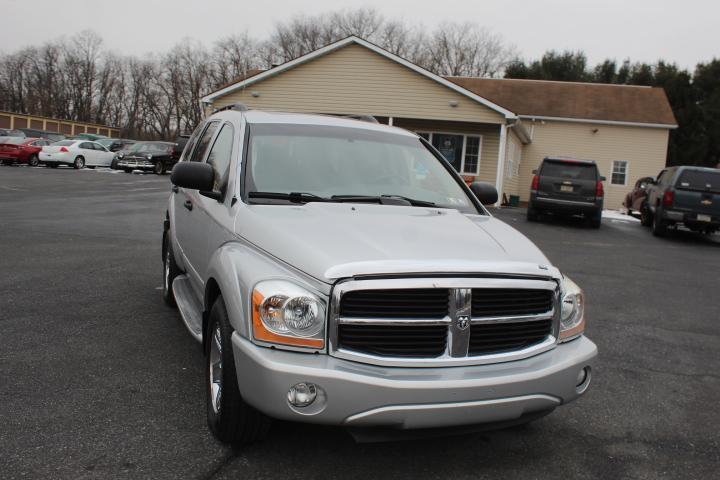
[234,203,559,283]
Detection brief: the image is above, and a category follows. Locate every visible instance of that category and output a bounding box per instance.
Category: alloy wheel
[209,325,223,414]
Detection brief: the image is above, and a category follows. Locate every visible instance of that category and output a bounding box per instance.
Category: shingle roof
[446,77,677,126]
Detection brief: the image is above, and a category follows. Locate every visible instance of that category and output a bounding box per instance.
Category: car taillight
[60,147,69,152]
[663,190,674,208]
[596,181,604,198]
[531,175,539,190]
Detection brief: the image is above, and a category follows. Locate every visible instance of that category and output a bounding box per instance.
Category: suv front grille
[338,324,448,357]
[468,318,553,355]
[471,289,553,317]
[333,281,558,363]
[339,288,450,318]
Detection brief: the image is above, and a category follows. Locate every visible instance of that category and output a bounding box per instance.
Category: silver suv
[163,105,597,443]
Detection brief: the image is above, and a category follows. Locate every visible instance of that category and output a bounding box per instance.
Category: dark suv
[641,166,720,236]
[527,157,605,228]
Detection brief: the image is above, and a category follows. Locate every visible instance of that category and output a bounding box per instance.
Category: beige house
[201,36,677,209]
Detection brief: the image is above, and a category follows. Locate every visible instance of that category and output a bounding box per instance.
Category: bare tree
[425,22,516,77]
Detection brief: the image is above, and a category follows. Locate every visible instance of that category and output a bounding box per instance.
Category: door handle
[184,200,193,211]
[172,185,178,193]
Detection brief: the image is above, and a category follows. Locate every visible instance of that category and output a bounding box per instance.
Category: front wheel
[154,162,166,175]
[73,156,85,169]
[162,233,181,307]
[206,296,271,444]
[28,155,40,167]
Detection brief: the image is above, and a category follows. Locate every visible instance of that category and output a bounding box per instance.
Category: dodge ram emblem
[457,315,470,330]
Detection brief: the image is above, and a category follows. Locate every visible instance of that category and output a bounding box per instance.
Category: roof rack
[213,103,250,114]
[342,114,379,124]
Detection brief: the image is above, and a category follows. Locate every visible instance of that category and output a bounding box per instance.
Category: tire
[640,203,652,227]
[526,204,539,222]
[652,208,668,237]
[589,210,602,229]
[28,154,39,167]
[110,158,118,169]
[73,156,85,169]
[206,295,271,444]
[162,233,181,307]
[154,161,166,175]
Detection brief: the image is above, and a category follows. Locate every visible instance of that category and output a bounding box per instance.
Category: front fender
[204,241,331,342]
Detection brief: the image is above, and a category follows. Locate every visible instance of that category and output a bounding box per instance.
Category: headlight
[559,275,585,342]
[145,154,153,160]
[252,280,325,349]
[117,152,124,159]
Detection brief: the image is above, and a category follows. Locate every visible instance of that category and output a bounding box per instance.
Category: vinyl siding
[211,44,505,125]
[518,120,670,209]
[393,119,500,185]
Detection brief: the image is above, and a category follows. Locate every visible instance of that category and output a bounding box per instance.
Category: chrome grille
[330,278,559,367]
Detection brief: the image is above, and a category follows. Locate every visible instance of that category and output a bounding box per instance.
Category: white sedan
[40,140,115,169]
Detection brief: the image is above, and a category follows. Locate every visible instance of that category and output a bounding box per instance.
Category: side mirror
[470,181,498,205]
[171,162,214,192]
[600,176,607,181]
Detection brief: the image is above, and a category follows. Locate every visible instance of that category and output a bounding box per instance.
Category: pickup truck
[163,105,597,443]
[641,166,720,236]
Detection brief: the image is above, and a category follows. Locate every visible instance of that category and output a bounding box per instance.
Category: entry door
[432,134,464,172]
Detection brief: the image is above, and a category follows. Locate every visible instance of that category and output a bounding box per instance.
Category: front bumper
[117,159,154,170]
[232,333,597,429]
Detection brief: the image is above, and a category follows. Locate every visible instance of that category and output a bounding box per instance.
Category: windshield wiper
[331,194,436,207]
[248,191,332,204]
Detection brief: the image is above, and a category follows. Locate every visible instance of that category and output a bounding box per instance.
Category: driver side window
[190,121,220,162]
[205,123,234,194]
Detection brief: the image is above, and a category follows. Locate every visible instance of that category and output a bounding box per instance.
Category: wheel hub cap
[209,326,223,414]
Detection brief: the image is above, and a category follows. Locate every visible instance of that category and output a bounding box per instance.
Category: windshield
[541,160,598,180]
[130,143,171,153]
[244,124,479,213]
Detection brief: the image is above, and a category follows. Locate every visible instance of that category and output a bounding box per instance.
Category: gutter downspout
[494,122,509,207]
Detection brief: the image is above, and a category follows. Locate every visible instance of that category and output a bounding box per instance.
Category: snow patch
[603,209,640,223]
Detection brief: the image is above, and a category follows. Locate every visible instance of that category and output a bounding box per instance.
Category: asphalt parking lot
[1,166,719,479]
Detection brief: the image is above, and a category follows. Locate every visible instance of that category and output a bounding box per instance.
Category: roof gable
[447,77,677,127]
[201,36,516,120]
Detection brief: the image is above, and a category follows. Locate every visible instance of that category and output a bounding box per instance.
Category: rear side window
[541,161,597,180]
[676,170,720,193]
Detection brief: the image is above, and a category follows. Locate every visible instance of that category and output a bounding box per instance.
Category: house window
[611,161,628,185]
[416,131,482,176]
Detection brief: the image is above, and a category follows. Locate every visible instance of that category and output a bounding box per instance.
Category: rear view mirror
[171,162,214,192]
[470,181,498,205]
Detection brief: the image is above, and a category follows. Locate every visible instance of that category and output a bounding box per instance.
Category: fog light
[288,383,317,407]
[576,367,591,394]
[576,368,588,386]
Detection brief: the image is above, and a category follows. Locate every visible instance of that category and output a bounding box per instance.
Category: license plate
[560,185,573,192]
[697,214,711,222]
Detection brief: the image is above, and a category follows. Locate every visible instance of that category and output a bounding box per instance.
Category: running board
[172,275,203,343]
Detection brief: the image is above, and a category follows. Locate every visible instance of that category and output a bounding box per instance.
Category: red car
[0,137,53,166]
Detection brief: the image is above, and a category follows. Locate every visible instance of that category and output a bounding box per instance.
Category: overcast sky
[1,0,717,68]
